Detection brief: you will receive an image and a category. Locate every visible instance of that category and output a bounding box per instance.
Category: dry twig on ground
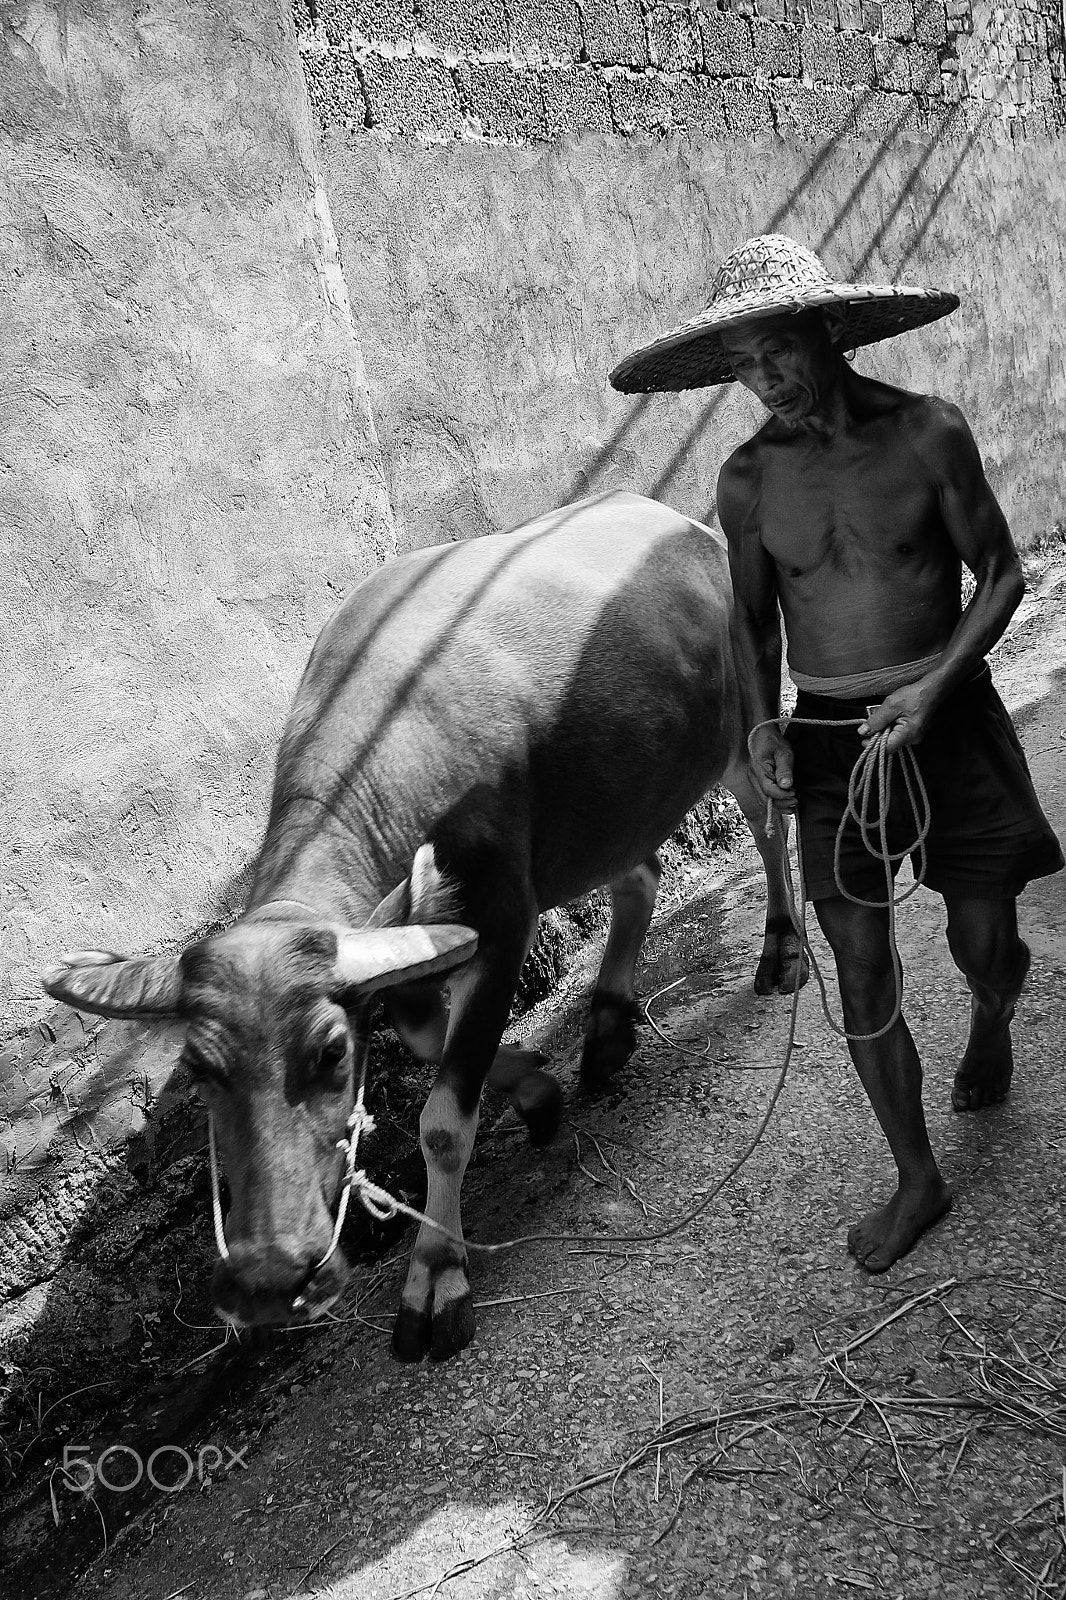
[385,1275,1066,1600]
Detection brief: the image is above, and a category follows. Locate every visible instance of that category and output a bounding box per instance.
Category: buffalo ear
[42,950,184,1019]
[365,843,460,929]
[332,924,478,997]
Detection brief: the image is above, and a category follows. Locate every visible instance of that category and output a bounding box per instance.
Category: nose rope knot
[313,1085,380,1268]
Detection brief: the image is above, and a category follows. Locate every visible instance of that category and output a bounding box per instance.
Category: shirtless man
[611,235,1062,1271]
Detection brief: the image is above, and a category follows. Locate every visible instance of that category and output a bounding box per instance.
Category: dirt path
[12,553,1066,1600]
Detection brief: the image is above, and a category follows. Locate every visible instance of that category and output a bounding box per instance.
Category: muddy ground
[3,549,1065,1600]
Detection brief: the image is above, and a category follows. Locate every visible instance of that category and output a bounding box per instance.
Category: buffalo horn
[332,924,477,995]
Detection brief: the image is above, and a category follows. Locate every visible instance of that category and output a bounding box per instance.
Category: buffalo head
[42,917,476,1327]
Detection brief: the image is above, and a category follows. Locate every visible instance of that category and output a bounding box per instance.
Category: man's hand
[747,723,798,811]
[858,680,939,753]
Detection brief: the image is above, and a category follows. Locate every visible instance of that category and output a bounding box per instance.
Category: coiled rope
[208,717,931,1273]
[759,712,932,1043]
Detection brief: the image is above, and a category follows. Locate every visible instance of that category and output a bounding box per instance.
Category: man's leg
[815,894,953,1273]
[944,896,1030,1111]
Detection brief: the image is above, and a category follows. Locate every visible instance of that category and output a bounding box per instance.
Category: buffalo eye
[315,1030,350,1085]
[181,1042,228,1091]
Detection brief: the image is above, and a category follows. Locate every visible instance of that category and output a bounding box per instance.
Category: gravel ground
[7,553,1066,1600]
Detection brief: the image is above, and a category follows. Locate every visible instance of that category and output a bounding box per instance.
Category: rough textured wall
[0,0,393,1301]
[298,0,1065,143]
[312,130,1066,554]
[298,0,1066,555]
[4,0,1063,1322]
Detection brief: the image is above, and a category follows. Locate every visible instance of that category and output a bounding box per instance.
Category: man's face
[719,312,840,425]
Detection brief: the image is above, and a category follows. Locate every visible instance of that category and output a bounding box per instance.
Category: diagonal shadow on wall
[2,10,1048,1580]
[583,11,1023,520]
[2,494,632,1585]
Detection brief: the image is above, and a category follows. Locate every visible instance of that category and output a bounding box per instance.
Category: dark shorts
[786,663,1064,904]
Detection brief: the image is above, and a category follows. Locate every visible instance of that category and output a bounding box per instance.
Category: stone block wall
[296,0,1066,144]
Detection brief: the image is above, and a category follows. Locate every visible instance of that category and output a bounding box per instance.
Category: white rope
[205,717,932,1277]
[292,952,808,1263]
[313,1056,377,1269]
[208,989,806,1269]
[208,1114,231,1262]
[207,1061,381,1271]
[751,713,932,1043]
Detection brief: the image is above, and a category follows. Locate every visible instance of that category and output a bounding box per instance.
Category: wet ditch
[0,801,743,1598]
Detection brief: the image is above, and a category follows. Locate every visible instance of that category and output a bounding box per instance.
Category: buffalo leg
[383,981,448,1061]
[393,916,535,1364]
[485,1045,562,1146]
[580,856,661,1092]
[723,760,807,996]
[384,986,562,1147]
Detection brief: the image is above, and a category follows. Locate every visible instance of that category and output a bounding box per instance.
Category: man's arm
[718,451,797,810]
[861,401,1025,751]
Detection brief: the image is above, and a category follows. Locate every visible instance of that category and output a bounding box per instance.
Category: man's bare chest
[756,445,940,576]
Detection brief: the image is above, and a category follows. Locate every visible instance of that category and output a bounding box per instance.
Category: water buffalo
[43,491,803,1361]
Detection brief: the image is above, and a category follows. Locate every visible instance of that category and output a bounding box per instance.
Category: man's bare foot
[951,1027,1014,1111]
[952,941,1031,1112]
[847,1176,953,1273]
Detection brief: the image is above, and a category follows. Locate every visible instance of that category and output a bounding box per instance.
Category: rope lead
[751,711,931,1043]
[207,714,931,1278]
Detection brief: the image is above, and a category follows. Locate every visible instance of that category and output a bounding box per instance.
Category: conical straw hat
[609,234,959,393]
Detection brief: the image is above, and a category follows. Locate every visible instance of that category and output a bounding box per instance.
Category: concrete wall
[2,0,1064,1320]
[0,0,394,1302]
[315,131,1066,555]
[299,0,1066,554]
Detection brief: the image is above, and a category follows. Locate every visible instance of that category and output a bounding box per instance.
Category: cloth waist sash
[788,652,943,700]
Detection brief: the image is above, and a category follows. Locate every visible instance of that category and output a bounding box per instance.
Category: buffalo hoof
[512,1067,564,1147]
[430,1293,476,1362]
[780,943,809,994]
[580,992,643,1094]
[754,921,808,996]
[391,1304,433,1363]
